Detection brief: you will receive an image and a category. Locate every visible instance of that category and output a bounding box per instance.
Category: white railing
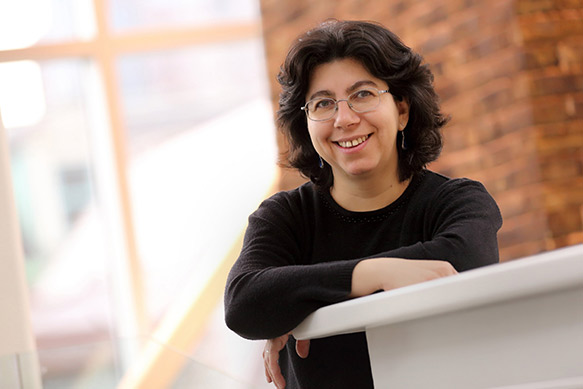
[293,244,583,389]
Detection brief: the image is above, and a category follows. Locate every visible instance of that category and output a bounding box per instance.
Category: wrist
[350,258,384,298]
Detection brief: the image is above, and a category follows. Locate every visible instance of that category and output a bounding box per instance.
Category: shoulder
[418,170,502,226]
[419,170,493,199]
[245,182,322,245]
[251,181,320,221]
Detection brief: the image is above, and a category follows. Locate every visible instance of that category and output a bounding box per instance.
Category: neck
[330,169,411,212]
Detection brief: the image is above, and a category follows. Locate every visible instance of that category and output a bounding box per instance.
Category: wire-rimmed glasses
[301,87,390,121]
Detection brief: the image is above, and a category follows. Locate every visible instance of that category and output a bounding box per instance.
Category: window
[0,0,275,386]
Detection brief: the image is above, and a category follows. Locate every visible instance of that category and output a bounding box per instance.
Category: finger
[265,344,286,389]
[295,339,310,359]
[263,350,272,383]
[269,353,285,389]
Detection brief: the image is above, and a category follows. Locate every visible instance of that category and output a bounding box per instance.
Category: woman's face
[305,58,409,186]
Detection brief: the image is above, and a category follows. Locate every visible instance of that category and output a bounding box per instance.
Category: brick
[499,240,547,261]
[517,9,583,42]
[418,30,453,55]
[450,11,481,38]
[530,73,583,96]
[499,157,544,190]
[495,185,545,218]
[472,79,515,116]
[536,122,583,153]
[532,95,579,123]
[570,94,583,117]
[539,153,583,180]
[517,0,553,13]
[458,49,526,92]
[542,177,583,208]
[547,230,583,250]
[548,206,583,235]
[463,32,513,63]
[415,4,449,27]
[516,0,562,14]
[495,102,536,133]
[558,38,583,71]
[497,210,548,247]
[482,131,537,167]
[523,42,559,68]
[440,126,469,152]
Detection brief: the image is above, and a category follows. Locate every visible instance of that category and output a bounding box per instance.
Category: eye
[352,89,375,100]
[312,98,335,111]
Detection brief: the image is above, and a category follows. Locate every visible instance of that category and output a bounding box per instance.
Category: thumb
[295,339,310,359]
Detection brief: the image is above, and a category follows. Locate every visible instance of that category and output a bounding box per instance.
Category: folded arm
[224,179,502,340]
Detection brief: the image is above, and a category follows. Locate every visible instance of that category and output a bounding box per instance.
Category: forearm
[224,259,360,340]
[349,257,458,298]
[349,224,499,298]
[349,258,384,298]
[366,233,499,272]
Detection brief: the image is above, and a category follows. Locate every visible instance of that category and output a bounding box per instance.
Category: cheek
[307,124,328,146]
[305,127,321,155]
[376,109,400,132]
[306,125,316,145]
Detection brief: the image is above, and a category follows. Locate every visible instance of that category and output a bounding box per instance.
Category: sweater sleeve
[224,195,361,340]
[371,178,502,271]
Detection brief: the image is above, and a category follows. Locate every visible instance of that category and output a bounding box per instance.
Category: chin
[343,165,377,177]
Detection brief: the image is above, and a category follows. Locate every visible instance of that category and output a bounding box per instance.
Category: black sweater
[224,170,502,388]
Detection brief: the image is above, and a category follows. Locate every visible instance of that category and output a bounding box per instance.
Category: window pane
[109,0,260,32]
[3,59,116,385]
[0,0,94,50]
[0,61,46,128]
[118,38,270,155]
[118,38,277,324]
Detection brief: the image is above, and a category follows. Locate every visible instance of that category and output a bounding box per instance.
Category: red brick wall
[259,0,583,260]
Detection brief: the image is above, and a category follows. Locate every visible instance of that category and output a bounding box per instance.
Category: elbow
[224,270,254,339]
[224,273,296,340]
[224,303,248,338]
[224,288,250,339]
[225,294,294,340]
[224,278,259,339]
[224,282,264,340]
[224,300,266,340]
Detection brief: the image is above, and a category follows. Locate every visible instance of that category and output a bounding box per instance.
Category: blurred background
[0,0,581,387]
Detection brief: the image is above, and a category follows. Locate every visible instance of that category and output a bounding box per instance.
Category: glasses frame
[301,87,390,122]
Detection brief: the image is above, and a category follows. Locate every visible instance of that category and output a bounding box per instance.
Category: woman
[224,20,502,388]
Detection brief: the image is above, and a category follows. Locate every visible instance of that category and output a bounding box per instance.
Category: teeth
[338,135,369,148]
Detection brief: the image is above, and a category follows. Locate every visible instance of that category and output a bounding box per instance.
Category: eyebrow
[307,80,379,101]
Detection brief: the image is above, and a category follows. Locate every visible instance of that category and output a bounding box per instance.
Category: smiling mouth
[336,134,370,149]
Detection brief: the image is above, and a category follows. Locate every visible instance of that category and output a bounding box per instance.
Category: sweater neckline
[318,170,426,222]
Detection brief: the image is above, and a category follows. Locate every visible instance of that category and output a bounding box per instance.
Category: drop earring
[319,156,324,168]
[400,130,407,150]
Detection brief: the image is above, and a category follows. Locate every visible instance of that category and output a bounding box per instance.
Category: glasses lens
[307,98,336,120]
[349,89,380,112]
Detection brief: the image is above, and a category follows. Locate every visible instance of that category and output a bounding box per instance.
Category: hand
[263,334,311,388]
[350,258,458,297]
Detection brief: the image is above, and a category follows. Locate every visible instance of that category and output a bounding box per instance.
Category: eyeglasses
[301,87,390,121]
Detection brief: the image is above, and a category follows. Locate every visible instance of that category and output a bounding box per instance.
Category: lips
[335,134,370,149]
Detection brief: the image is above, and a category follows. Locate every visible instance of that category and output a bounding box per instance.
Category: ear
[396,97,410,129]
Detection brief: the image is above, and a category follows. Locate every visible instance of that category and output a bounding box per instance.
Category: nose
[334,99,360,129]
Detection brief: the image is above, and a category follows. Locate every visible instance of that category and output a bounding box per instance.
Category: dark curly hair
[277,19,449,188]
